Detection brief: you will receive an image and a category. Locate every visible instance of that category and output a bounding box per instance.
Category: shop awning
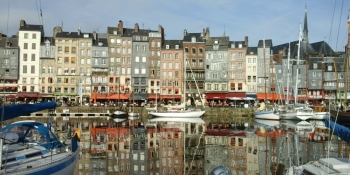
[148,94,160,99]
[160,95,182,99]
[227,92,246,98]
[107,94,130,100]
[205,93,227,99]
[130,94,148,100]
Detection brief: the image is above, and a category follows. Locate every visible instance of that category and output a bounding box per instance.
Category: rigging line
[35,0,41,25]
[327,0,337,48]
[335,0,345,51]
[186,131,203,175]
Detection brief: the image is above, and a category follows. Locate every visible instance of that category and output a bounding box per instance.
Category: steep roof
[162,40,183,49]
[246,47,257,55]
[40,37,55,45]
[311,41,335,56]
[0,37,19,47]
[206,36,230,45]
[55,32,93,39]
[183,33,205,42]
[257,39,273,48]
[19,24,43,32]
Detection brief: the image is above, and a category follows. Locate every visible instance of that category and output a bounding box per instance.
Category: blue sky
[0,0,349,51]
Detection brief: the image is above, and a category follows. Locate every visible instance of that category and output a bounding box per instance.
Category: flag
[309,124,316,140]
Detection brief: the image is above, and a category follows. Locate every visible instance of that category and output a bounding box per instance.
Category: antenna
[60,20,63,28]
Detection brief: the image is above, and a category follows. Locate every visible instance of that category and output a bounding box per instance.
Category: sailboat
[149,54,205,119]
[0,102,79,175]
[279,24,314,121]
[254,38,280,120]
[111,86,127,122]
[128,91,139,120]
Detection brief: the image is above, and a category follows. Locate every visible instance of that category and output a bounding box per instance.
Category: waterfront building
[148,25,163,100]
[246,134,259,174]
[54,27,93,103]
[0,33,19,96]
[107,21,131,102]
[18,20,43,94]
[204,35,229,104]
[130,122,147,175]
[182,29,206,105]
[39,37,55,97]
[160,40,183,103]
[131,23,150,102]
[227,37,249,100]
[245,46,258,98]
[91,33,109,103]
[256,39,273,101]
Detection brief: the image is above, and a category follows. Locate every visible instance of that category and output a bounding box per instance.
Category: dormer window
[214,40,218,44]
[191,37,196,42]
[166,45,169,49]
[231,43,235,48]
[239,43,242,48]
[175,45,179,49]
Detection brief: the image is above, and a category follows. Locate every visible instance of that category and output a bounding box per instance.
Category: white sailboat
[128,91,139,120]
[280,24,313,121]
[149,54,205,119]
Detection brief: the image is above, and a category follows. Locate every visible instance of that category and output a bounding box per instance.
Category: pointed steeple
[303,4,308,43]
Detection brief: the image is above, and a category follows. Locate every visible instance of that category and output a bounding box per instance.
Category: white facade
[18,30,42,92]
[246,52,258,93]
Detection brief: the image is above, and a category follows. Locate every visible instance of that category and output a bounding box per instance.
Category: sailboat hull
[311,112,330,120]
[150,111,205,118]
[330,109,350,122]
[128,112,139,120]
[254,110,280,120]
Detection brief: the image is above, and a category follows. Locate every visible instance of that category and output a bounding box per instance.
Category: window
[327,65,332,71]
[31,65,35,74]
[64,46,69,53]
[142,57,146,62]
[312,72,316,77]
[23,65,27,73]
[191,37,196,42]
[23,54,27,61]
[175,53,179,59]
[313,63,317,69]
[32,43,36,49]
[142,46,146,51]
[71,57,76,64]
[24,33,28,39]
[24,43,28,49]
[32,33,36,39]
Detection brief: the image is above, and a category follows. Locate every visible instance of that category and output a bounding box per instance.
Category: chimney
[92,31,97,41]
[183,29,187,37]
[20,20,26,27]
[53,26,62,39]
[134,23,139,32]
[118,20,124,35]
[78,27,81,35]
[202,28,205,37]
[244,36,248,46]
[205,27,210,39]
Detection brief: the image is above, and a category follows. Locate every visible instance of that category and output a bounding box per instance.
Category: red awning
[257,94,295,101]
[227,92,246,98]
[148,94,160,99]
[160,95,181,99]
[5,95,16,98]
[107,94,130,100]
[205,93,227,99]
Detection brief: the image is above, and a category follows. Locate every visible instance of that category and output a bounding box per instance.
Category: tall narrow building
[18,20,43,94]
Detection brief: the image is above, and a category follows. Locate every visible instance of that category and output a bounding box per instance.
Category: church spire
[223,23,226,36]
[303,3,309,42]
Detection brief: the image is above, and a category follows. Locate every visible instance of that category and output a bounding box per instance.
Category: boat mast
[295,24,302,104]
[345,10,350,111]
[263,38,266,102]
[286,43,291,104]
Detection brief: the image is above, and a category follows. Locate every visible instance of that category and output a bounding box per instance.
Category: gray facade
[131,29,149,98]
[257,39,273,93]
[0,36,20,91]
[205,37,229,92]
[129,126,147,175]
[91,36,109,93]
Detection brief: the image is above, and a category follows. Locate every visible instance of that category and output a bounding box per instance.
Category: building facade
[39,38,55,95]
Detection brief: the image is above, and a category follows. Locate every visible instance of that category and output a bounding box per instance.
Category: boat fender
[74,128,81,142]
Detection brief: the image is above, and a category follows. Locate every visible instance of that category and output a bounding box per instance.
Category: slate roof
[19,24,43,31]
[229,41,247,48]
[162,40,183,49]
[0,37,19,47]
[41,37,55,45]
[206,36,230,45]
[55,32,93,39]
[257,39,273,48]
[183,33,205,42]
[246,47,257,55]
[107,27,120,35]
[92,38,108,47]
[273,40,336,58]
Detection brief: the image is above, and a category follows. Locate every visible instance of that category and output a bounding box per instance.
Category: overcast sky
[0,0,349,51]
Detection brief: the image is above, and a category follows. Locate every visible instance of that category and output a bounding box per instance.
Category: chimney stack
[183,29,187,37]
[92,31,97,41]
[78,27,81,35]
[53,26,62,39]
[118,20,124,35]
[20,20,26,27]
[202,28,205,37]
[244,36,248,46]
[134,23,139,32]
[205,28,210,39]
